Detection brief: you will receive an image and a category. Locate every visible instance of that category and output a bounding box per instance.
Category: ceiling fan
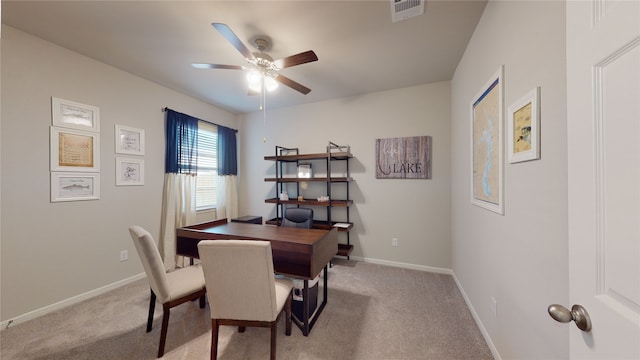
[192,23,318,95]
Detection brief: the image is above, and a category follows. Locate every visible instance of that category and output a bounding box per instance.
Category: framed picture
[115,125,145,155]
[116,157,144,186]
[51,172,100,202]
[470,66,504,215]
[507,87,540,163]
[51,97,100,132]
[375,136,432,179]
[50,127,100,172]
[297,164,312,178]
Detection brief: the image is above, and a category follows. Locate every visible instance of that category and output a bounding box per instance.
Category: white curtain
[216,175,238,220]
[160,173,196,270]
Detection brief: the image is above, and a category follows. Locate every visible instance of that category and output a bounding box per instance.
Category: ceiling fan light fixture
[265,76,279,92]
[198,23,317,96]
[248,81,262,94]
[246,70,262,93]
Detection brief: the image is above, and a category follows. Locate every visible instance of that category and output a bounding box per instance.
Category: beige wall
[451,1,568,359]
[0,25,237,322]
[237,81,452,271]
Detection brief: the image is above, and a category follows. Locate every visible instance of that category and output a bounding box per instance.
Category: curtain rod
[162,107,237,132]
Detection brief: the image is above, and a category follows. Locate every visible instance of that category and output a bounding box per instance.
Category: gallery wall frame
[50,172,100,202]
[116,157,145,186]
[507,87,541,163]
[115,124,145,155]
[51,97,100,132]
[50,126,100,172]
[470,66,504,215]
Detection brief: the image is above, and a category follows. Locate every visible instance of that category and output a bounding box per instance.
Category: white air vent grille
[391,0,425,23]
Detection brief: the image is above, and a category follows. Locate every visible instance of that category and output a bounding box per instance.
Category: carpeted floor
[0,259,493,360]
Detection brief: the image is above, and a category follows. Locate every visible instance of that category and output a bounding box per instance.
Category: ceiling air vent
[390,0,425,23]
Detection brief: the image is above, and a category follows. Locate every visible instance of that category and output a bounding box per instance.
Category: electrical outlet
[491,297,497,318]
[120,250,128,262]
[392,238,398,247]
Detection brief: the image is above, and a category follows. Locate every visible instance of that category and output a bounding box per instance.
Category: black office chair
[281,207,314,229]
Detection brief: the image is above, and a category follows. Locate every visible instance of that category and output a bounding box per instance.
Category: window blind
[196,121,218,210]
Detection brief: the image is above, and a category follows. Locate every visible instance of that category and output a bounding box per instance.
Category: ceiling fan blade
[274,50,318,69]
[275,74,311,95]
[212,23,255,61]
[192,63,244,70]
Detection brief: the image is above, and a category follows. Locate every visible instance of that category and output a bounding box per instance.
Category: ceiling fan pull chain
[262,80,267,143]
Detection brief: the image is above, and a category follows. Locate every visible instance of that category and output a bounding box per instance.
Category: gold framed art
[507,87,540,164]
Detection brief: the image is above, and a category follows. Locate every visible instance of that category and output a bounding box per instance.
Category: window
[196,121,218,210]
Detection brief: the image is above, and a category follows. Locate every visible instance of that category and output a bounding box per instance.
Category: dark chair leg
[238,326,246,333]
[211,320,219,360]
[270,321,277,360]
[147,289,156,332]
[285,291,292,336]
[199,294,206,308]
[158,304,170,358]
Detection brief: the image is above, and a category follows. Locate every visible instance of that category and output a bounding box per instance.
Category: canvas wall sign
[375,136,432,179]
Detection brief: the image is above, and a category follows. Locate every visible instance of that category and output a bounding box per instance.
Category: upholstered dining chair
[197,240,293,360]
[281,207,314,229]
[128,225,207,358]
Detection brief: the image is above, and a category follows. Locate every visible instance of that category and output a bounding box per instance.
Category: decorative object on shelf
[508,86,540,164]
[279,191,289,201]
[50,172,100,202]
[115,124,145,155]
[317,195,329,202]
[297,163,312,178]
[470,65,504,215]
[50,126,100,172]
[116,157,144,186]
[51,97,100,132]
[375,136,432,179]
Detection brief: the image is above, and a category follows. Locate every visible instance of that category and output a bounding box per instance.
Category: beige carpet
[0,259,493,360]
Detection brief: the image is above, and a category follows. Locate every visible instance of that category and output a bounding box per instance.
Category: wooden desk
[176,219,338,335]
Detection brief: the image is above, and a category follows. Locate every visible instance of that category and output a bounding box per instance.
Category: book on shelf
[333,223,350,228]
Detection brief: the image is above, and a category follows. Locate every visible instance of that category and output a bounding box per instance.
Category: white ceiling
[2,0,486,114]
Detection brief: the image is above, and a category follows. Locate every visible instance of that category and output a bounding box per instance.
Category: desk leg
[292,265,329,336]
[302,280,310,336]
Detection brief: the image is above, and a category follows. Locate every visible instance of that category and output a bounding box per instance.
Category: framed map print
[470,66,504,214]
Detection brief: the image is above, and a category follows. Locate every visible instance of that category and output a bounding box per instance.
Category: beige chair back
[198,240,280,322]
[129,226,171,304]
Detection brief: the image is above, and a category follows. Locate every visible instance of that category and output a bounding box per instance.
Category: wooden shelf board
[265,198,352,207]
[337,244,354,257]
[265,218,352,232]
[264,152,352,162]
[264,177,352,183]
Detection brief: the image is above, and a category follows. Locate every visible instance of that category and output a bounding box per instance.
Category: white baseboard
[348,255,453,275]
[452,272,501,360]
[0,272,146,330]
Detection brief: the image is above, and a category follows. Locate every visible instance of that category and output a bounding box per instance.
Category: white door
[565,0,640,358]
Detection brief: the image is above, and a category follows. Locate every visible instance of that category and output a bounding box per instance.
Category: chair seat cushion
[274,278,294,311]
[164,264,206,302]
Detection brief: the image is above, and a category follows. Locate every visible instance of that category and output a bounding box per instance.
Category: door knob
[548,304,592,332]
